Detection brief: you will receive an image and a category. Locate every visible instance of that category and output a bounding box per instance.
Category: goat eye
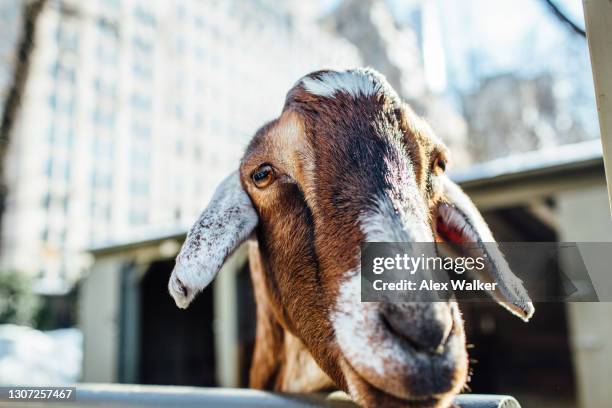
[252,165,274,188]
[435,158,447,172]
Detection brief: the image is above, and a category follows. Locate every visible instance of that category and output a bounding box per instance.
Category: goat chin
[340,359,456,408]
[331,269,468,405]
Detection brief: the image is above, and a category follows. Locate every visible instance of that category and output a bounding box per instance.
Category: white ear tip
[503,300,535,322]
[175,299,191,310]
[520,302,535,322]
[168,272,194,309]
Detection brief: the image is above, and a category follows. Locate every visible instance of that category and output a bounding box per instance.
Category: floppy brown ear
[168,171,258,309]
[436,176,534,321]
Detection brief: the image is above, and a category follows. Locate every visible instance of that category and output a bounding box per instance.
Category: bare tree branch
[0,0,48,237]
[542,0,586,38]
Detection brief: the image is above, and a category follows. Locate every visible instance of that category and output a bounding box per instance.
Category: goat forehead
[297,68,400,102]
[285,86,415,205]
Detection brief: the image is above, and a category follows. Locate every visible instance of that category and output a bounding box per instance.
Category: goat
[168,68,533,408]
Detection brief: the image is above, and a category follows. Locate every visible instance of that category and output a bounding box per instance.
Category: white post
[583,0,612,216]
[558,186,612,408]
[213,244,248,387]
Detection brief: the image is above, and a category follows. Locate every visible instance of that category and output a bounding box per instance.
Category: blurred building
[463,73,595,162]
[0,0,360,291]
[322,0,471,168]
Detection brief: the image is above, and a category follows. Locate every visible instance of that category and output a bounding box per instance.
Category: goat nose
[172,275,189,297]
[382,303,452,353]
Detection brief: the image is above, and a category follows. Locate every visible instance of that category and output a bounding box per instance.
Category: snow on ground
[0,324,82,385]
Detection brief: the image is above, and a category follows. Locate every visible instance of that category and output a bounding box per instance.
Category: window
[96,44,118,65]
[194,112,204,128]
[91,170,113,189]
[133,6,156,26]
[104,0,120,9]
[129,208,149,225]
[175,36,186,54]
[51,61,76,83]
[96,17,119,39]
[42,193,51,209]
[45,159,53,177]
[55,27,78,52]
[48,94,56,110]
[195,45,205,60]
[63,163,71,182]
[49,94,75,115]
[174,103,184,119]
[132,36,153,53]
[94,78,117,98]
[130,93,152,111]
[131,148,151,168]
[92,108,116,128]
[48,126,55,144]
[130,179,149,195]
[132,61,153,80]
[51,127,74,148]
[92,137,114,159]
[176,4,186,20]
[64,128,74,148]
[132,122,152,139]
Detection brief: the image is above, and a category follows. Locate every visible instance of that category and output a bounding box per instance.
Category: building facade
[1,0,360,291]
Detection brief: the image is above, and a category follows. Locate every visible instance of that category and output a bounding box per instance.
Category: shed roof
[451,139,603,188]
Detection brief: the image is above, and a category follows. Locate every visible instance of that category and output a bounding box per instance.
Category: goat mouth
[341,320,465,401]
[333,270,468,404]
[340,356,457,408]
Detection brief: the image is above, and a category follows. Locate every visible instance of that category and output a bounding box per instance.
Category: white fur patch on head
[169,171,258,309]
[360,195,433,243]
[300,68,400,101]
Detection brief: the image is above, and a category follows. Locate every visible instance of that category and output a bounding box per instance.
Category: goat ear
[436,176,534,321]
[169,171,258,309]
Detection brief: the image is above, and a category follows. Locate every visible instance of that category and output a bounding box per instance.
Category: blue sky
[431,0,588,86]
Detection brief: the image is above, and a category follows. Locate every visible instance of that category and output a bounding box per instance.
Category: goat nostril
[174,277,189,297]
[382,305,452,353]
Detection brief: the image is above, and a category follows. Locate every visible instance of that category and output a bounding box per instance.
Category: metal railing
[0,383,521,408]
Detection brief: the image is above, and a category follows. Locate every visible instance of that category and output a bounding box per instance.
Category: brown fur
[168,69,534,407]
[171,69,531,408]
[239,73,465,406]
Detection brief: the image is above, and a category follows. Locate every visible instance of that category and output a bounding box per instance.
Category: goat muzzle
[381,302,453,354]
